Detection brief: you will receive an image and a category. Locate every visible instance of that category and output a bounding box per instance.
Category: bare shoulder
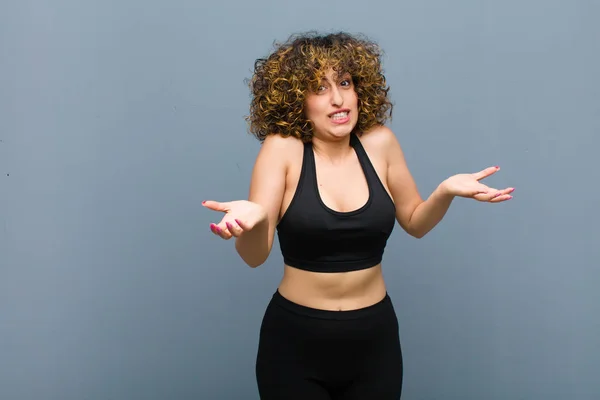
[360,124,398,142]
[250,133,304,188]
[249,134,303,232]
[258,134,304,163]
[358,125,401,163]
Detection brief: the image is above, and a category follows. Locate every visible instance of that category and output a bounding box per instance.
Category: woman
[203,32,513,400]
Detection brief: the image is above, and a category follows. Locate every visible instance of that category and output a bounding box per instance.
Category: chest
[314,156,369,213]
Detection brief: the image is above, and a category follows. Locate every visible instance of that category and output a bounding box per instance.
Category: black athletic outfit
[255,133,403,399]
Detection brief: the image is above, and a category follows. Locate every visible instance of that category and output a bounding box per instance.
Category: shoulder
[359,124,397,144]
[254,134,304,169]
[262,133,305,150]
[357,125,401,163]
[259,134,304,158]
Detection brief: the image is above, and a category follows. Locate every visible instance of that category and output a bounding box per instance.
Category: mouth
[328,109,351,122]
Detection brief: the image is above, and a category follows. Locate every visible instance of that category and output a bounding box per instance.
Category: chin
[313,118,359,140]
[335,122,358,137]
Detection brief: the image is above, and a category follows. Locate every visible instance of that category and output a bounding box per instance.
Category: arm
[234,134,288,267]
[400,183,455,239]
[384,127,455,238]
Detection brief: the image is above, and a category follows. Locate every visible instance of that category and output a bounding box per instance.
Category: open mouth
[329,109,350,121]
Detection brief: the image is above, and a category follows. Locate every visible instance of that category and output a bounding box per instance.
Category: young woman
[203,31,513,400]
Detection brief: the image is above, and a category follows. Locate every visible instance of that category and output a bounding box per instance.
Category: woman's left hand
[441,166,514,203]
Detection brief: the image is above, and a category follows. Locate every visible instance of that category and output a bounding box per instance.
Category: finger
[202,200,230,213]
[464,184,491,198]
[474,184,491,195]
[226,221,244,237]
[209,223,224,238]
[473,192,498,202]
[217,223,234,239]
[475,187,514,202]
[210,223,232,240]
[234,218,252,231]
[490,187,515,203]
[473,186,503,202]
[472,166,500,181]
[490,194,513,203]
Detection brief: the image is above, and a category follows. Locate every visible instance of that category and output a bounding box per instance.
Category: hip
[259,289,399,349]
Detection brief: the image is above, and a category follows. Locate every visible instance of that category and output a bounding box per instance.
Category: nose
[330,86,343,107]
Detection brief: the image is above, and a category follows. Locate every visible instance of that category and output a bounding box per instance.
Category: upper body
[203,32,514,311]
[259,124,415,310]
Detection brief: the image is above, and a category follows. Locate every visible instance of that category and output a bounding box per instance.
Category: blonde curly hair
[246,31,393,143]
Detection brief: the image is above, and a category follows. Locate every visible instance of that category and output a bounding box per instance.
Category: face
[304,69,359,140]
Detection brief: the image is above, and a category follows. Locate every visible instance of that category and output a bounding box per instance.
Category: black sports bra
[276,133,396,273]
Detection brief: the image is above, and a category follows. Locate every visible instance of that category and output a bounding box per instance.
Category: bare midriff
[277,264,388,311]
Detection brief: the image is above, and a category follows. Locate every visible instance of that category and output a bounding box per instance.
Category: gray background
[1,0,599,399]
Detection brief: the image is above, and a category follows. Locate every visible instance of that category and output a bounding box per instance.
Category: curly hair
[245,31,393,143]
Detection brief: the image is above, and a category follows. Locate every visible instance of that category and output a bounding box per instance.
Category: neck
[311,134,354,163]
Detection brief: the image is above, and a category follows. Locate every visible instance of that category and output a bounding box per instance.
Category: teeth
[331,112,348,119]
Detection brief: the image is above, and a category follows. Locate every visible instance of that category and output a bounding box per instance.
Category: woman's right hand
[202,200,268,240]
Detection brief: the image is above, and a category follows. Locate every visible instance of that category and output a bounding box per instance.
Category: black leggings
[255,290,403,399]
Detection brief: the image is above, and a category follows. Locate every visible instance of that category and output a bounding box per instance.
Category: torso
[276,127,396,311]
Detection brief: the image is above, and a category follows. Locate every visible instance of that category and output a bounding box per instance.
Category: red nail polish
[235,219,242,226]
[226,222,233,230]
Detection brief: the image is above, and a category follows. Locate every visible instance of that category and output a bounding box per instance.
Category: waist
[277,264,387,311]
[269,288,392,321]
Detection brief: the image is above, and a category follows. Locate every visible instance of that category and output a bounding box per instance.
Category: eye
[340,79,352,87]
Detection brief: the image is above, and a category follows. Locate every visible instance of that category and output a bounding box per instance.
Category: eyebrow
[320,72,351,83]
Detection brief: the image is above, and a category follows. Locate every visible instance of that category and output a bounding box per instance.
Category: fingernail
[508,195,513,199]
[235,219,242,226]
[494,192,502,197]
[202,201,206,205]
[226,222,233,230]
[509,188,515,193]
[495,166,500,169]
